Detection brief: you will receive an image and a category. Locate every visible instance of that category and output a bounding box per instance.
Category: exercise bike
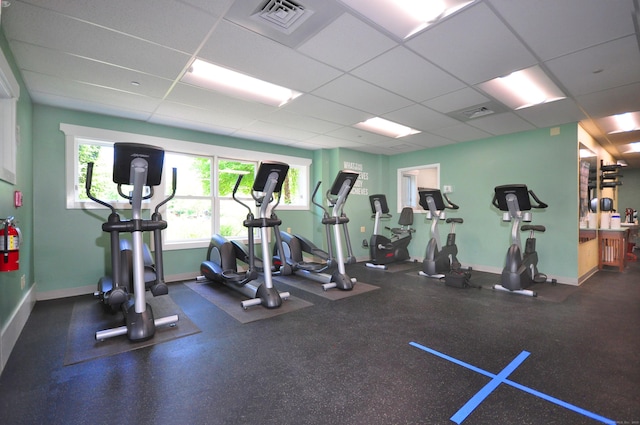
[85,142,178,341]
[492,184,557,297]
[274,170,359,291]
[365,194,414,270]
[199,161,291,309]
[418,188,468,278]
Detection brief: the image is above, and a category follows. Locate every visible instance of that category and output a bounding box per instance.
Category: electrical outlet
[20,274,25,290]
[286,227,291,233]
[360,226,366,233]
[443,185,453,193]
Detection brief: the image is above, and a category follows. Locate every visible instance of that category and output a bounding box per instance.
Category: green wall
[31,105,315,296]
[0,32,33,328]
[389,124,579,280]
[618,168,640,216]
[31,105,583,298]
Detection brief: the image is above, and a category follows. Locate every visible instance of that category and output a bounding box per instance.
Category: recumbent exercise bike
[365,194,414,270]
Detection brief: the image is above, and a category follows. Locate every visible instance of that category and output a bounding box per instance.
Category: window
[397,163,439,213]
[62,124,311,250]
[0,46,19,185]
[163,152,213,244]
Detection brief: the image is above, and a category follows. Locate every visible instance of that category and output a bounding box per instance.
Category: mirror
[579,143,597,243]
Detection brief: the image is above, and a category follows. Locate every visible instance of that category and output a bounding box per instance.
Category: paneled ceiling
[2,0,640,166]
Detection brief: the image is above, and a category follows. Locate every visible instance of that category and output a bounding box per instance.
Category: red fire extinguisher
[0,217,21,272]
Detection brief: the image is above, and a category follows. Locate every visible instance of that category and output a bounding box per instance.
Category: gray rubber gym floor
[1,260,638,425]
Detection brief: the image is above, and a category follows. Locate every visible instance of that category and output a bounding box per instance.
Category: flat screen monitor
[329,170,359,196]
[113,142,164,186]
[494,184,531,211]
[253,161,289,193]
[418,188,445,211]
[369,194,389,214]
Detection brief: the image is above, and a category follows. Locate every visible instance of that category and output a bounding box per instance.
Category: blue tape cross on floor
[409,342,615,425]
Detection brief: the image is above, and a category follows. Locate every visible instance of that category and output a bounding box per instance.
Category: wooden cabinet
[598,229,628,272]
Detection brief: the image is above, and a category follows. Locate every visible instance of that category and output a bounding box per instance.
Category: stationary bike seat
[521,225,545,232]
[446,218,463,224]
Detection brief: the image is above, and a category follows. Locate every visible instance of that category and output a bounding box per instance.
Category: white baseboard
[35,272,200,302]
[36,284,95,301]
[1,285,37,375]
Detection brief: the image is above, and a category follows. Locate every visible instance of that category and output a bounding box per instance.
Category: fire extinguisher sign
[1,217,20,272]
[0,233,18,250]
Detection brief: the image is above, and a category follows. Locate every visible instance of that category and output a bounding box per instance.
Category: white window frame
[61,124,312,250]
[0,45,19,185]
[397,163,440,213]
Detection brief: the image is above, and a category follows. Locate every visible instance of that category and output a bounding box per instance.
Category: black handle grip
[85,162,94,192]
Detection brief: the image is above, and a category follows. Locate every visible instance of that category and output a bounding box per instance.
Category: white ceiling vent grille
[225,0,341,49]
[461,106,495,119]
[446,101,508,122]
[253,0,314,34]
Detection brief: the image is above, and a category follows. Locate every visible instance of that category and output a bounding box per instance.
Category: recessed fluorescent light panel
[627,142,640,153]
[355,117,421,138]
[340,0,476,39]
[477,65,566,110]
[182,59,302,107]
[598,111,640,134]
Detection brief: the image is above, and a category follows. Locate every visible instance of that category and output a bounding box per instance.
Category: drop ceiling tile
[351,46,465,102]
[148,112,238,136]
[545,36,640,97]
[383,104,461,131]
[467,112,535,136]
[406,2,537,85]
[576,82,640,118]
[304,134,368,149]
[281,95,369,126]
[297,12,396,71]
[262,110,343,134]
[18,0,217,52]
[325,125,393,144]
[240,120,320,141]
[10,41,173,99]
[29,91,156,122]
[422,87,491,114]
[3,2,190,79]
[166,83,276,118]
[198,20,342,92]
[401,132,457,149]
[159,0,235,20]
[22,71,162,113]
[429,123,493,142]
[489,0,637,60]
[514,98,586,128]
[153,100,259,129]
[231,129,298,146]
[312,74,413,116]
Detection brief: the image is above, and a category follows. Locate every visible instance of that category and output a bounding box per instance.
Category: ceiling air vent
[253,0,314,34]
[225,0,341,48]
[462,106,495,119]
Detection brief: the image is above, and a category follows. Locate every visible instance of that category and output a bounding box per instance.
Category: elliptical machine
[365,194,414,270]
[86,142,178,342]
[275,170,359,291]
[492,184,557,297]
[418,188,468,278]
[199,161,291,309]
